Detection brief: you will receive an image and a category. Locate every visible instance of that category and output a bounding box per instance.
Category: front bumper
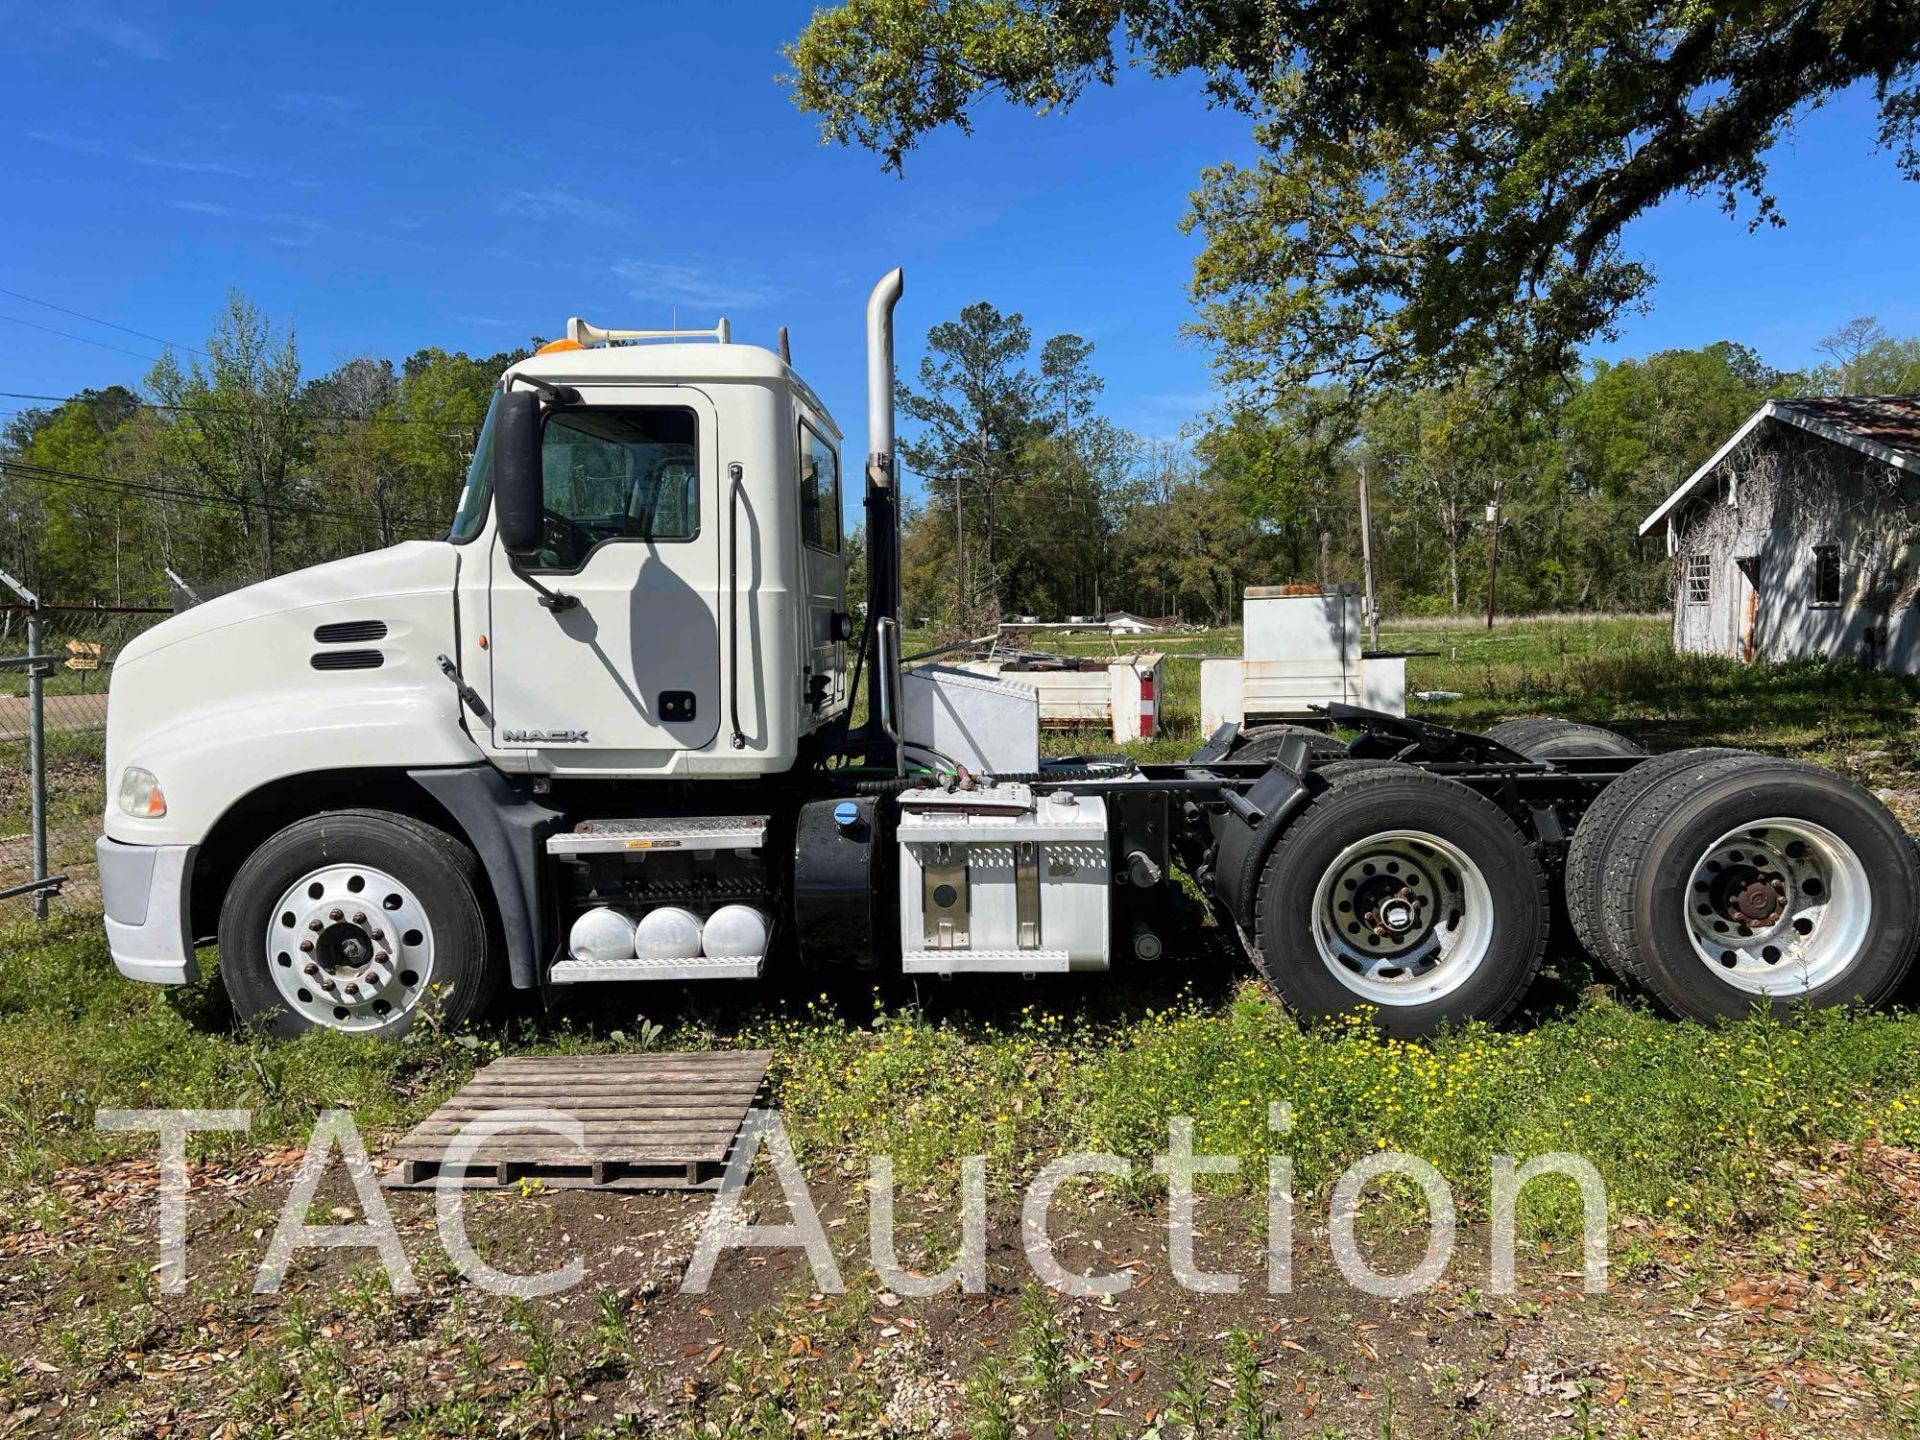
[96,836,198,984]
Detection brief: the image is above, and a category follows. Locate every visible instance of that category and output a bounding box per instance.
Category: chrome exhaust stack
[862,267,905,772]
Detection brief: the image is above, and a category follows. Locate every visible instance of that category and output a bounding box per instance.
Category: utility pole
[1484,479,1503,630]
[1357,460,1380,649]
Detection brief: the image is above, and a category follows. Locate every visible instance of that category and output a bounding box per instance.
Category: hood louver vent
[311,649,384,671]
[315,619,388,643]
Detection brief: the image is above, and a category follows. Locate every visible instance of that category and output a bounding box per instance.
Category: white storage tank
[895,783,1110,974]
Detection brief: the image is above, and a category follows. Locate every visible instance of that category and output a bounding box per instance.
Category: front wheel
[219,810,498,1038]
[1252,766,1548,1038]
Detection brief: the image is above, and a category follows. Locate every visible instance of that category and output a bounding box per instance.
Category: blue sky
[4,1,1918,503]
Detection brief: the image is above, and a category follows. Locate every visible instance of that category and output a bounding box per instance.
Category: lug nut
[308,919,323,932]
[352,912,367,925]
[370,929,384,942]
[303,962,320,977]
[343,982,361,998]
[298,939,315,953]
[328,907,344,921]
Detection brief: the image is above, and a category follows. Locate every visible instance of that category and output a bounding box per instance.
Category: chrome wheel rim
[1310,830,1495,1005]
[1684,817,1870,995]
[264,864,436,1032]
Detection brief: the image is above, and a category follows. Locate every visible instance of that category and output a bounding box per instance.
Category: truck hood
[103,541,481,843]
[119,542,459,671]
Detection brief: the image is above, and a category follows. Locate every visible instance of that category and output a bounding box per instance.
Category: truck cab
[456,332,851,777]
[95,300,887,1033]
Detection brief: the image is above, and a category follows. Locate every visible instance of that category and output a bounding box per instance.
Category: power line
[0,388,478,433]
[0,286,209,358]
[0,455,445,528]
[0,314,161,363]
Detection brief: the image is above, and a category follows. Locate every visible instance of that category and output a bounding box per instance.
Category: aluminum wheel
[1309,829,1496,1005]
[264,864,437,1032]
[1683,817,1871,995]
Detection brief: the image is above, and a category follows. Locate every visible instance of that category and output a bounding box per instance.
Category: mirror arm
[508,558,579,613]
[507,375,580,406]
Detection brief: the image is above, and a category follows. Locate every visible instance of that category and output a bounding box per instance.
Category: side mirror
[492,390,544,558]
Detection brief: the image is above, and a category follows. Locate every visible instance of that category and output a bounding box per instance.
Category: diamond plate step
[548,815,770,856]
[902,948,1074,975]
[550,952,766,983]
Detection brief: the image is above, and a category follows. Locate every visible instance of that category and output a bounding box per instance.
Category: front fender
[103,684,484,846]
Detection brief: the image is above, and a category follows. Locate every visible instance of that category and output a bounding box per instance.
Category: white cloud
[496,186,637,228]
[131,151,252,178]
[170,200,236,217]
[612,261,780,314]
[273,92,357,120]
[69,8,167,60]
[24,130,111,156]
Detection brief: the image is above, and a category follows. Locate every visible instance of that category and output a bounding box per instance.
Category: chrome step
[549,952,766,983]
[548,815,770,856]
[902,948,1073,975]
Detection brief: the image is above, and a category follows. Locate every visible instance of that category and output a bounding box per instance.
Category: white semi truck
[95,272,1920,1040]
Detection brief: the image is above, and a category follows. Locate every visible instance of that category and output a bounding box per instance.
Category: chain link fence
[1,582,171,920]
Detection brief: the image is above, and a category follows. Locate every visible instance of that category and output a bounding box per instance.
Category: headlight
[117,767,167,818]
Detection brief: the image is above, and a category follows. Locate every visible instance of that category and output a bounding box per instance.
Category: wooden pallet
[383,1050,771,1191]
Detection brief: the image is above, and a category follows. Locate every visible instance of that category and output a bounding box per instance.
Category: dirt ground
[5,1138,1919,1438]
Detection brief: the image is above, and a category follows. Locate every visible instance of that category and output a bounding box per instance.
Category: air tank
[568,906,636,961]
[633,906,704,961]
[702,904,770,959]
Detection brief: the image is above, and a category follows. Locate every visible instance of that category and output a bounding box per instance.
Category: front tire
[1253,766,1549,1038]
[219,810,498,1038]
[1597,758,1920,1021]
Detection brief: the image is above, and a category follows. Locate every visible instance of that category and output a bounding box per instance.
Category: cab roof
[504,341,841,440]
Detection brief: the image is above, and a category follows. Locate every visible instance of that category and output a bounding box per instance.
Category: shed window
[1812,544,1842,606]
[1685,554,1711,605]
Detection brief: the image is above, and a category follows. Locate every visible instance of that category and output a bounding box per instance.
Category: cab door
[796,418,847,717]
[485,388,721,763]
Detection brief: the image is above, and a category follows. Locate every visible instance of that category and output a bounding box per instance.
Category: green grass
[6,909,1920,1250]
[4,616,1920,1251]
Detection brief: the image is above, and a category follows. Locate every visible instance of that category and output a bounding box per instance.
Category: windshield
[448,393,499,543]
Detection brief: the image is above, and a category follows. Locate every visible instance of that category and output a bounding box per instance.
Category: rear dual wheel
[1235,724,1349,765]
[1253,765,1548,1038]
[1589,756,1918,1021]
[1484,717,1646,759]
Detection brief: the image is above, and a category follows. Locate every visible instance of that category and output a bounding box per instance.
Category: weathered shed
[1639,396,1920,668]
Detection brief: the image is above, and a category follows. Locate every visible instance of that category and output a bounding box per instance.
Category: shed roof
[1638,394,1920,536]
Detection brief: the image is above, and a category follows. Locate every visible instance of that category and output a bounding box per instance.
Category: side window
[533,407,698,569]
[1812,543,1842,606]
[798,421,840,553]
[1685,554,1710,605]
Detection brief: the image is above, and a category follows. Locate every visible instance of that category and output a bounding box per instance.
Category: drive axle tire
[1235,724,1349,765]
[1597,758,1920,1022]
[1252,765,1549,1038]
[1564,748,1742,982]
[1485,717,1646,759]
[219,810,498,1039]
